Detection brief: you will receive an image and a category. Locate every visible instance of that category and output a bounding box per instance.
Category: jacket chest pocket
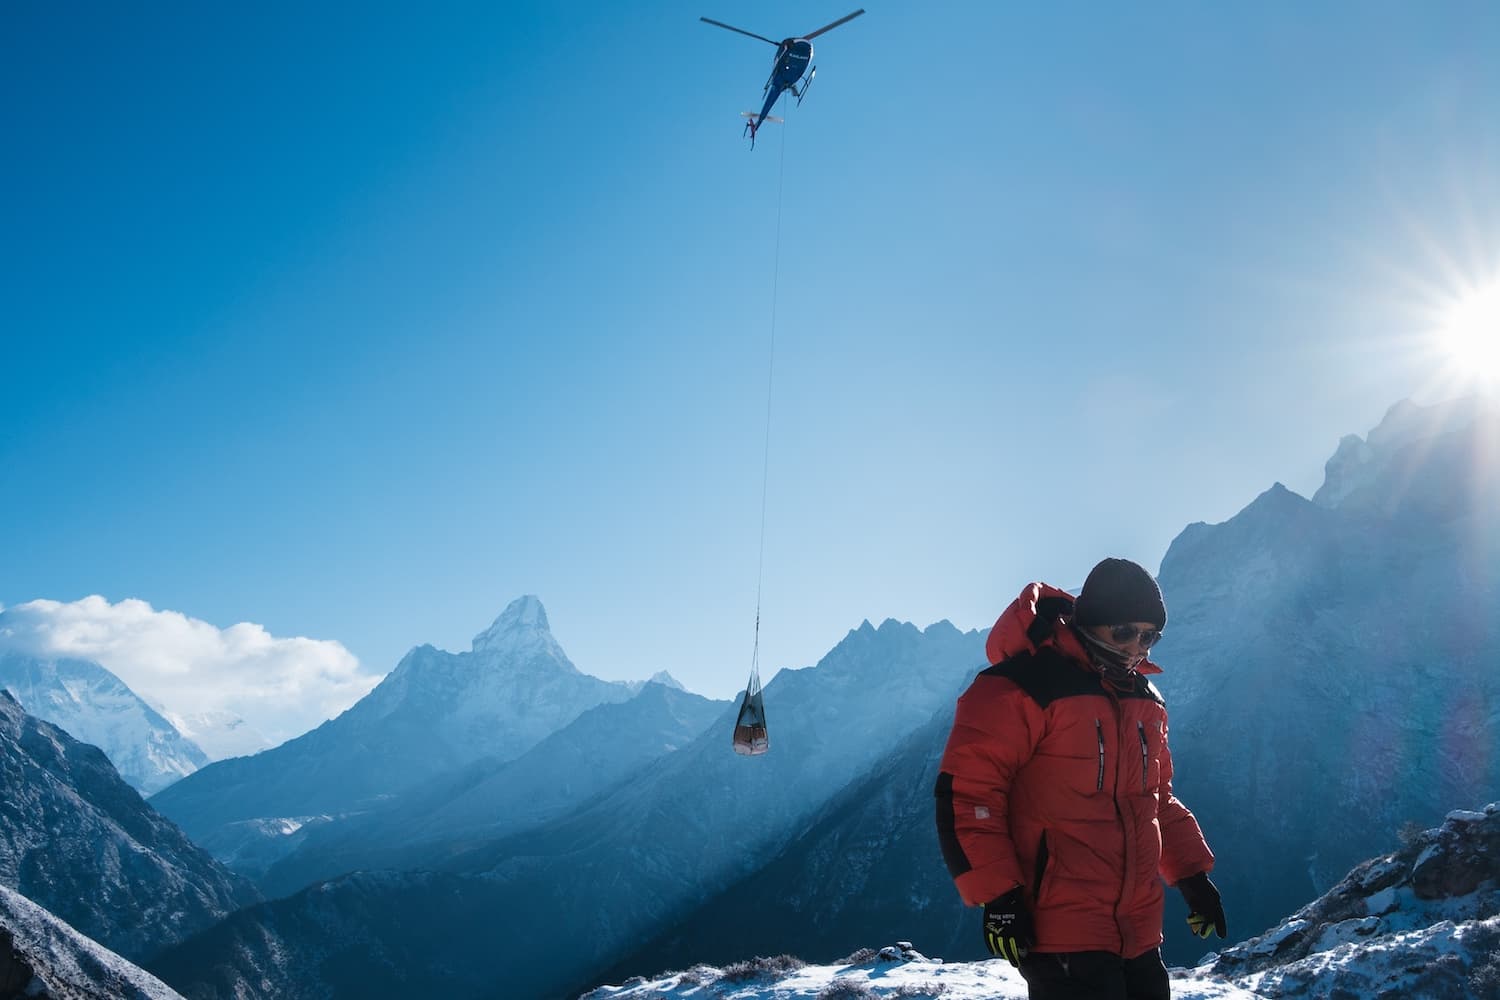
[1134,718,1163,796]
[1033,718,1108,798]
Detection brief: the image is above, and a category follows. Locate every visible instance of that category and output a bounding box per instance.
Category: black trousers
[1017,948,1171,1000]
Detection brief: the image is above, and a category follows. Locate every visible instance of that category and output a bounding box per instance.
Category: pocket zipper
[1137,720,1150,792]
[1095,719,1105,791]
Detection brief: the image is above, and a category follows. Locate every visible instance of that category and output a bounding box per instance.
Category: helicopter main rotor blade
[700,17,779,46]
[802,8,865,40]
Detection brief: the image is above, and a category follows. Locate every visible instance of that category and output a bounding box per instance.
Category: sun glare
[1441,283,1500,380]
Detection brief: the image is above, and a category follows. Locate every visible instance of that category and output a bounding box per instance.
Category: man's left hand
[1177,872,1226,939]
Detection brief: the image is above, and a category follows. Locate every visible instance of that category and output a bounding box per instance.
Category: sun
[1440,283,1500,381]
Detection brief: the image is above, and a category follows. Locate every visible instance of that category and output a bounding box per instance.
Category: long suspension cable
[749,107,790,687]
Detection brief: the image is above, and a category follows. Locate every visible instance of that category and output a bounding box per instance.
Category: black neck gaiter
[1072,625,1140,690]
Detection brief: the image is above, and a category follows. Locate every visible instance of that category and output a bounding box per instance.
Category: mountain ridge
[0,691,258,962]
[256,680,730,894]
[149,596,640,858]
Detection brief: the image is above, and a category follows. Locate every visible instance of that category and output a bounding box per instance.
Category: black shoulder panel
[981,649,1104,708]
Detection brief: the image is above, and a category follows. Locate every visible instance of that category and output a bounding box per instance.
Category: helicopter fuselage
[767,38,813,93]
[753,38,812,130]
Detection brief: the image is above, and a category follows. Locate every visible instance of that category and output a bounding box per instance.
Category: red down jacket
[935,583,1214,958]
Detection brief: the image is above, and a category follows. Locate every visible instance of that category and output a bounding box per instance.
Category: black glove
[982,887,1035,966]
[1177,871,1226,939]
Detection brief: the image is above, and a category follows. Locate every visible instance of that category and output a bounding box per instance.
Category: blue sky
[4,2,1499,710]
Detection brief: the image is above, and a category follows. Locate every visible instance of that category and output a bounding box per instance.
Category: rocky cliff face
[0,691,258,962]
[1155,397,1500,961]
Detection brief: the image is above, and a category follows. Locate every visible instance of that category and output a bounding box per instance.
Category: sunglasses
[1108,624,1162,649]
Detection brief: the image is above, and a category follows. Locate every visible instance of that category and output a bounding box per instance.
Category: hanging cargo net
[729,115,787,759]
[733,659,769,756]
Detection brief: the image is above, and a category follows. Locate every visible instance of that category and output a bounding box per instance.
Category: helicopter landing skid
[792,66,817,105]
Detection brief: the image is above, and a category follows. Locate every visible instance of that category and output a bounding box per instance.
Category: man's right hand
[982,887,1035,966]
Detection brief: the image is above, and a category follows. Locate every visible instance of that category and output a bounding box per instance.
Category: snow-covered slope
[149,596,636,864]
[0,691,259,961]
[0,651,208,794]
[587,806,1500,999]
[584,946,1263,999]
[0,884,187,1000]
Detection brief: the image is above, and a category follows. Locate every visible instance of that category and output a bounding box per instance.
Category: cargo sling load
[732,657,768,755]
[704,11,870,756]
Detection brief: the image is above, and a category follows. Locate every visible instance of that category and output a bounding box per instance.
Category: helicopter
[700,9,865,147]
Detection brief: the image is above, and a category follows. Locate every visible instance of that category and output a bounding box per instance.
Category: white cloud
[0,596,382,746]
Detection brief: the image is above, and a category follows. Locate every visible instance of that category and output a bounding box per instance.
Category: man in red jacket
[935,558,1225,1000]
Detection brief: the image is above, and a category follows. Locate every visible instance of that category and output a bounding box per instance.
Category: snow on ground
[582,943,1263,999]
[1192,916,1500,999]
[0,884,186,1000]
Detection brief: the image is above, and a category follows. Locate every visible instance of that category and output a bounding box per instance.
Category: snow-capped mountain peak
[470,595,571,665]
[0,651,208,794]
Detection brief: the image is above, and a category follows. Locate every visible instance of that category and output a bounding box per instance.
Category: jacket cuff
[1161,852,1214,886]
[955,864,1024,908]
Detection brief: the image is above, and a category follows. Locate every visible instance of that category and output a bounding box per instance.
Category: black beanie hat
[1072,558,1167,629]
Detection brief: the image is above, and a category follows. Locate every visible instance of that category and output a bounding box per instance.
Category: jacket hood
[985,582,1162,676]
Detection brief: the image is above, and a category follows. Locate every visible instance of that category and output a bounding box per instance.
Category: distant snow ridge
[0,885,186,1000]
[623,670,688,694]
[157,707,272,761]
[0,651,208,794]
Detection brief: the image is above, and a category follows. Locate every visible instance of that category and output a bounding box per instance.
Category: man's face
[1086,622,1162,669]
